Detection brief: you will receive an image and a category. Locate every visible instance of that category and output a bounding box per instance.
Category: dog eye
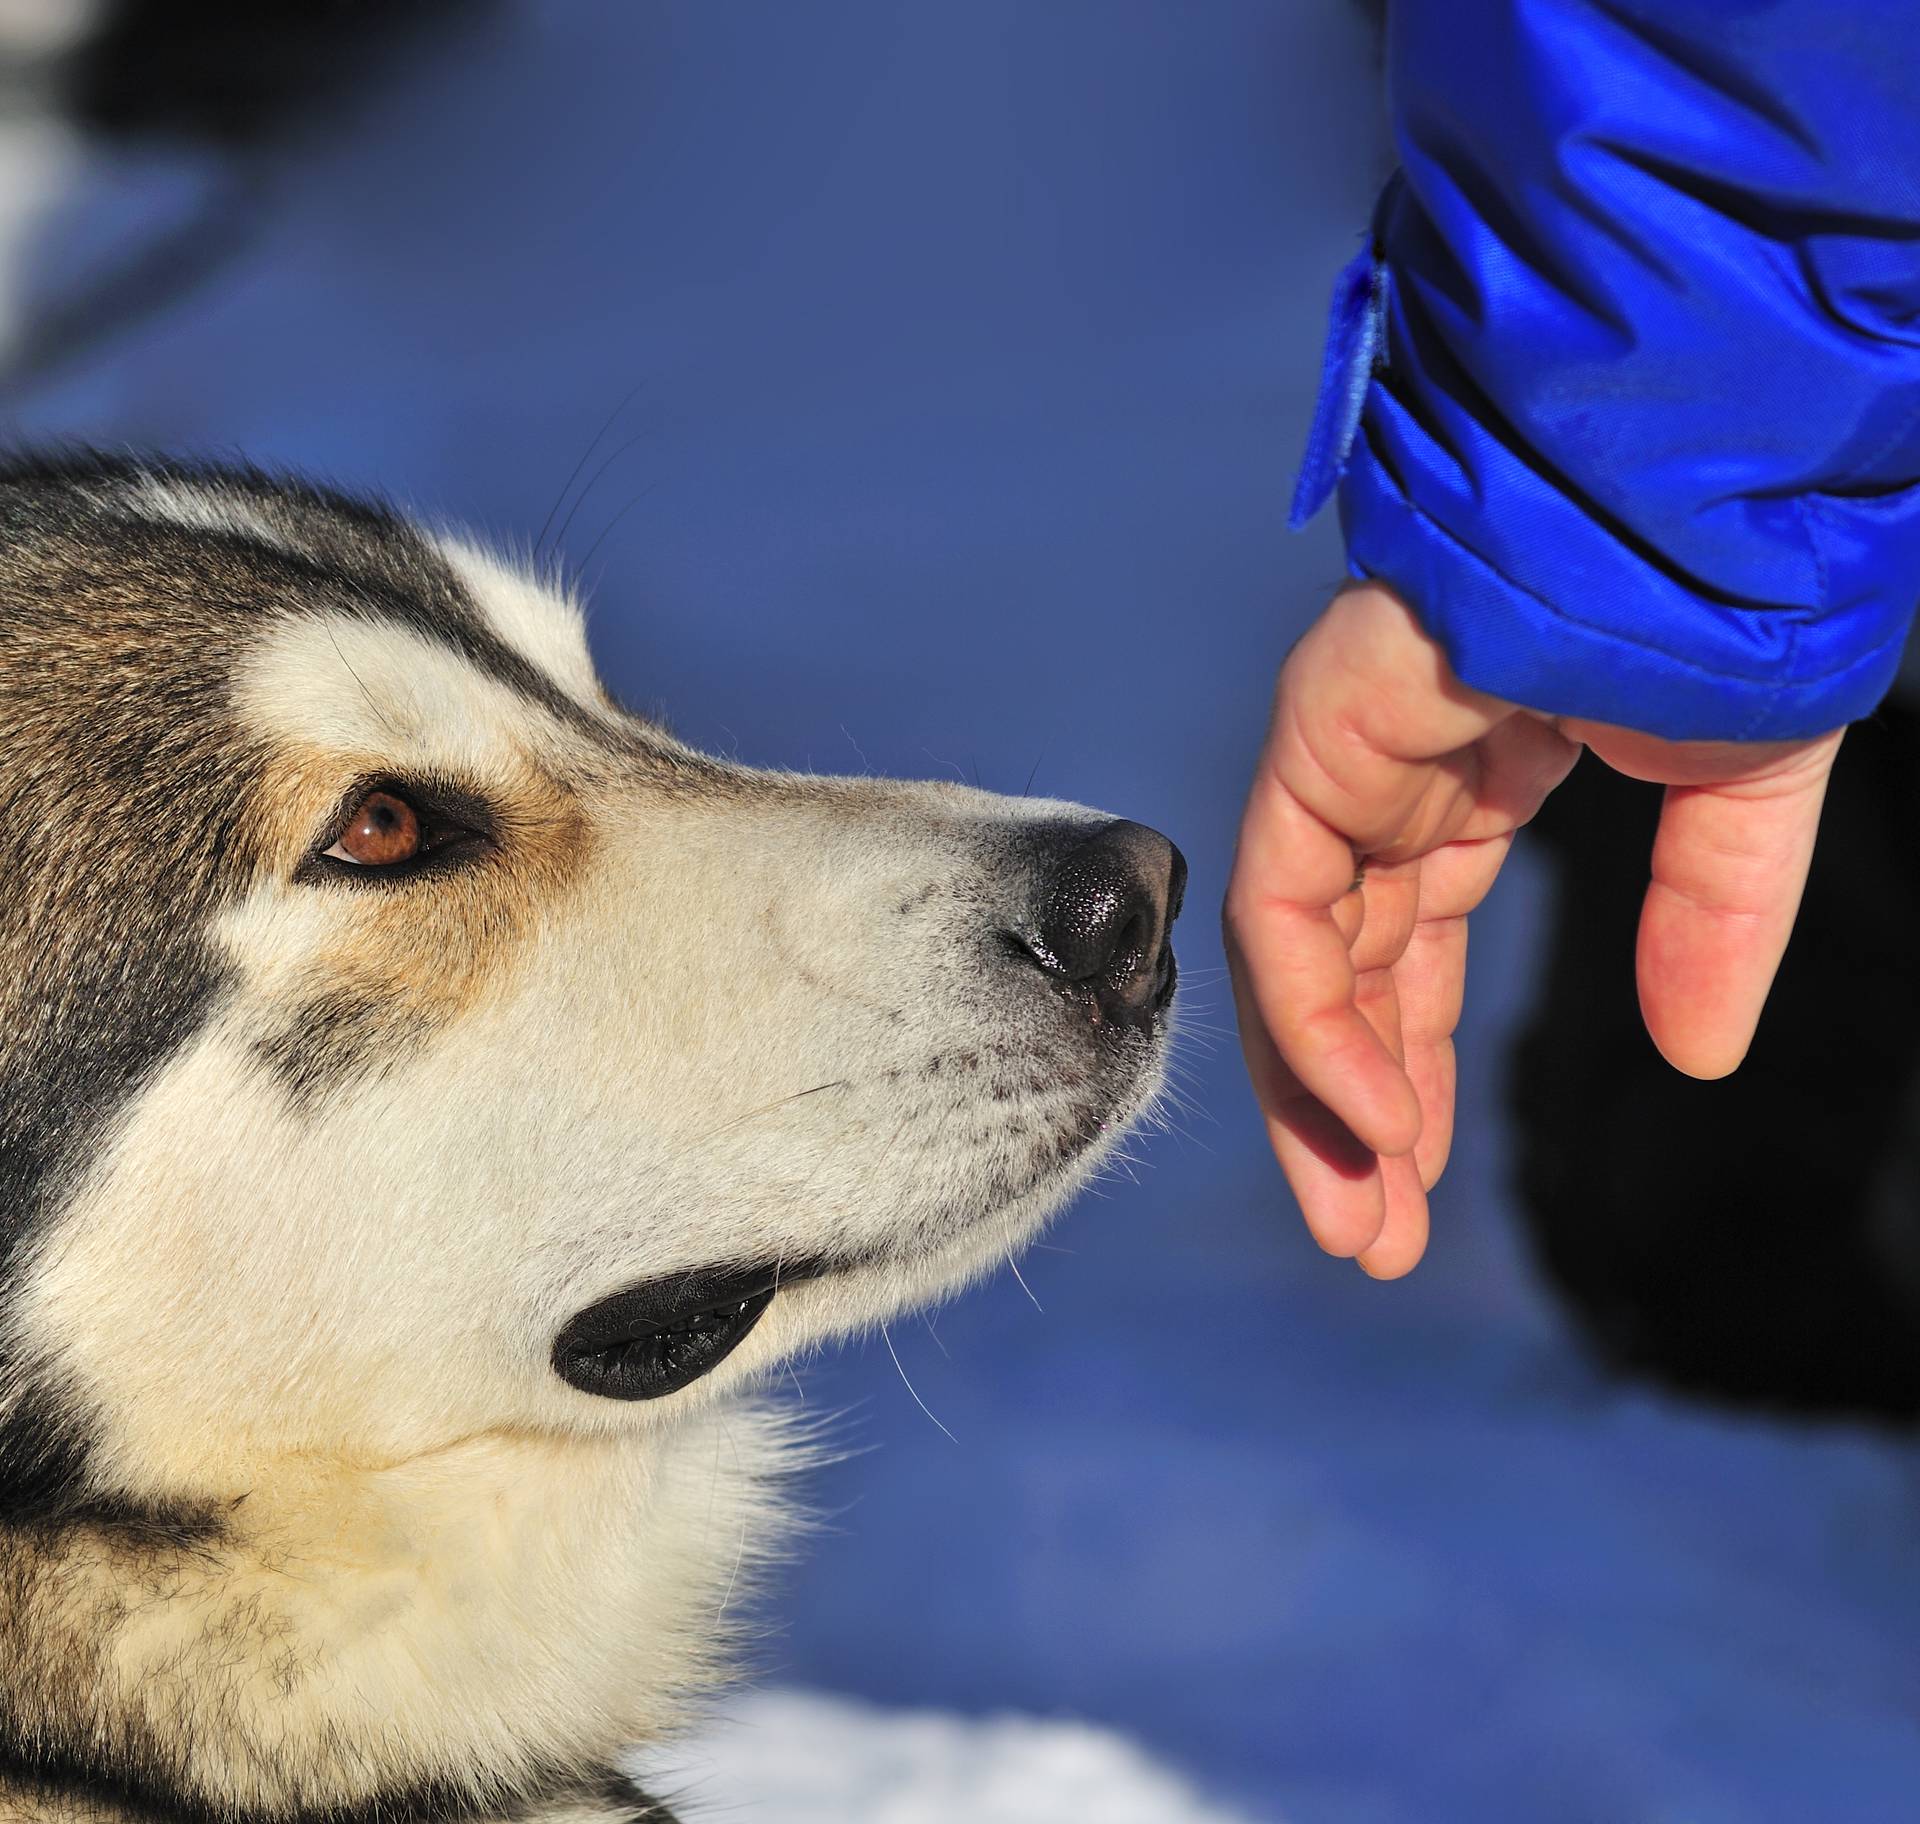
[326,790,422,867]
[306,782,491,884]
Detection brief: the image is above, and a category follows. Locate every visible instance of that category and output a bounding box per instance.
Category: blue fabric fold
[1292,0,1920,740]
[1288,243,1388,533]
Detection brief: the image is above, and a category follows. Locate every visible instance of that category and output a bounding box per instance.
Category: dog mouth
[553,910,1180,1405]
[553,1258,834,1401]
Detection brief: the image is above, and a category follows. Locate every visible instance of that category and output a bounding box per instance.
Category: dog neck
[0,1406,792,1824]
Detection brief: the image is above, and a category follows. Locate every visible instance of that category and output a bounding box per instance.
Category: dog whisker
[1006,1250,1044,1315]
[552,427,653,561]
[574,478,659,579]
[712,1417,750,1628]
[324,625,397,735]
[839,724,873,774]
[881,1323,957,1446]
[1020,742,1049,798]
[920,747,971,788]
[535,379,645,560]
[675,1080,852,1155]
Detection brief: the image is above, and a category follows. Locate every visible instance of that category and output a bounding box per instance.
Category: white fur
[121,475,300,554]
[439,536,607,708]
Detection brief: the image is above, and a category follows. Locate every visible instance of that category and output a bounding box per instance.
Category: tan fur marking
[235,735,595,1102]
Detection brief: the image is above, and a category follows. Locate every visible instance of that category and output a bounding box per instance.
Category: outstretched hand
[1224,584,1843,1278]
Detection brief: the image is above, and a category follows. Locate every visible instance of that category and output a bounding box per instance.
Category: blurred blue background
[9,4,1919,1818]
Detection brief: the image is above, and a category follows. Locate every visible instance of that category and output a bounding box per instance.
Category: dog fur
[0,456,1177,1824]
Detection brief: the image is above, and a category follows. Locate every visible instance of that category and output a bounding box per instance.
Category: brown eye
[305,779,493,886]
[327,791,422,867]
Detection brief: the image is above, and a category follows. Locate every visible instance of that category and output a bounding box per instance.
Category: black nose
[1019,820,1185,1027]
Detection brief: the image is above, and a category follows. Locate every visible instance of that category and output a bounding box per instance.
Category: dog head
[0,457,1180,1514]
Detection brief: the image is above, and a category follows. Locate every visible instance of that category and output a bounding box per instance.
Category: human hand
[1224,584,1844,1278]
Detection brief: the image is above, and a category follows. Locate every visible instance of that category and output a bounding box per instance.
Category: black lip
[553,1258,830,1401]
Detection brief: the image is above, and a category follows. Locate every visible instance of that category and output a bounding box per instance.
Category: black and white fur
[0,455,1179,1824]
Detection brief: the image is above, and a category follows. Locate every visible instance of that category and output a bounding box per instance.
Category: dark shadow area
[1513,702,1920,1420]
[0,0,491,396]
[72,0,482,144]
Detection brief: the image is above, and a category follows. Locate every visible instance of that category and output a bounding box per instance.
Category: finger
[1227,765,1421,1155]
[1349,959,1433,1275]
[1356,1147,1430,1279]
[1396,915,1467,1188]
[1369,708,1579,862]
[1354,960,1405,1071]
[1348,858,1420,973]
[1391,836,1511,1189]
[1229,956,1388,1257]
[1304,586,1514,778]
[1268,1094,1390,1259]
[1405,1033,1457,1191]
[1329,872,1369,949]
[1414,833,1514,922]
[1635,738,1841,1078]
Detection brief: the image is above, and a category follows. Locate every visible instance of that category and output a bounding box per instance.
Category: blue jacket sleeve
[1293,0,1920,741]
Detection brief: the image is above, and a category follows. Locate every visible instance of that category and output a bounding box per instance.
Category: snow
[8,3,1920,1819]
[640,1690,1260,1824]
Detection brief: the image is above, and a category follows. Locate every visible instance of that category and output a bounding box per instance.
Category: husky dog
[0,456,1182,1824]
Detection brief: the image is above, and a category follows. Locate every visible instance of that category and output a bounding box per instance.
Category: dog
[0,454,1182,1824]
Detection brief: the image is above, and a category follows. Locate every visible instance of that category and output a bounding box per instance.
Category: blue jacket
[1291,1,1920,741]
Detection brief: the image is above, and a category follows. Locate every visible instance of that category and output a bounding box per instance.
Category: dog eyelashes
[303,779,496,886]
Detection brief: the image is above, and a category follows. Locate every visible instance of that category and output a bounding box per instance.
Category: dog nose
[1018,820,1185,1026]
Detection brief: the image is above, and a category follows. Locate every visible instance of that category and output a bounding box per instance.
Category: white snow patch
[635,1687,1264,1824]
